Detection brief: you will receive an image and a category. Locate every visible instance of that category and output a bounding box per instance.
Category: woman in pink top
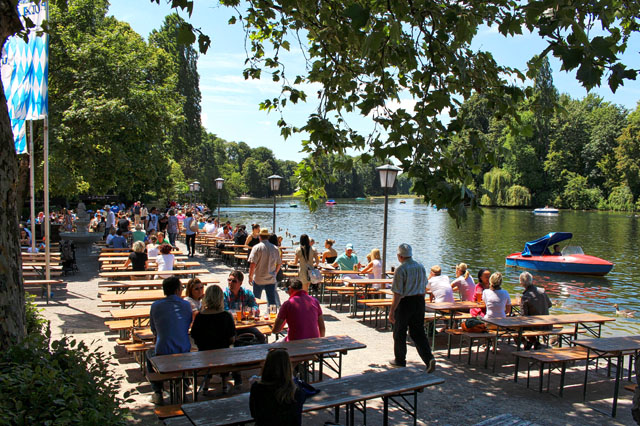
[470,268,490,317]
[451,263,476,301]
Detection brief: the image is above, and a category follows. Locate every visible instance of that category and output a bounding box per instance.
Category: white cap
[397,243,412,257]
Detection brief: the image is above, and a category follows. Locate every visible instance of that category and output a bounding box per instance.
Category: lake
[223,198,640,336]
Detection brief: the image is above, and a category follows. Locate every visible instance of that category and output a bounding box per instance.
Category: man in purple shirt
[272,280,325,341]
[148,276,191,405]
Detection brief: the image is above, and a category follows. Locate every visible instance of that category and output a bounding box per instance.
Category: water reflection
[224,199,639,335]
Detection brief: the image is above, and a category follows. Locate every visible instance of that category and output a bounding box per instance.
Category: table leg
[613,354,622,417]
[383,397,389,426]
[446,312,454,358]
[492,328,499,372]
[192,371,198,402]
[583,349,590,401]
[516,328,523,351]
[514,356,520,382]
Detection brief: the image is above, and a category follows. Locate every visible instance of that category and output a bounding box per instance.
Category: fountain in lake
[58,201,103,255]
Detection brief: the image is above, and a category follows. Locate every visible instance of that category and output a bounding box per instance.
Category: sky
[108,1,640,162]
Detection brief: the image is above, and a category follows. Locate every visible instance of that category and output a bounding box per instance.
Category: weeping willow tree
[506,185,532,207]
[481,168,512,206]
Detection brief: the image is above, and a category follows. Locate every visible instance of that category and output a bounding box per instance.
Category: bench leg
[539,362,544,393]
[559,362,567,397]
[514,356,520,382]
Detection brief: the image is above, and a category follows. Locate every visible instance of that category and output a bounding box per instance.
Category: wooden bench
[155,405,184,420]
[23,279,66,298]
[180,368,444,426]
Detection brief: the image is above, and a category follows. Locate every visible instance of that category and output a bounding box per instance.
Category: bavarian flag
[1,0,49,154]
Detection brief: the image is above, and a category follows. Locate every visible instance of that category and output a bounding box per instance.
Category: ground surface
[36,241,636,425]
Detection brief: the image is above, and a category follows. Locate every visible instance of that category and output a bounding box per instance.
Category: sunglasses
[227,278,237,282]
[194,286,204,291]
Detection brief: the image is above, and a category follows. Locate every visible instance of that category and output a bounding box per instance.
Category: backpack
[189,218,198,232]
[462,317,487,333]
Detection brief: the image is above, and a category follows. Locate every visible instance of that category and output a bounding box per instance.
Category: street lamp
[376,164,402,276]
[215,178,224,227]
[268,174,283,233]
[188,182,195,205]
[192,180,200,204]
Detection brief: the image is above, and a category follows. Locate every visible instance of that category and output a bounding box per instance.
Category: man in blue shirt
[148,276,191,405]
[224,270,265,345]
[110,230,128,249]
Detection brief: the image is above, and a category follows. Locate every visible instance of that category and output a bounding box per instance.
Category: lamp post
[268,174,283,232]
[188,182,195,205]
[215,178,224,227]
[192,180,200,204]
[376,164,402,276]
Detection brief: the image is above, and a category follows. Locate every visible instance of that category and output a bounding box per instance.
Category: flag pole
[29,120,35,252]
[44,116,50,303]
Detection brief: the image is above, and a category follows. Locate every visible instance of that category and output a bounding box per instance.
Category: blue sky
[109,1,640,162]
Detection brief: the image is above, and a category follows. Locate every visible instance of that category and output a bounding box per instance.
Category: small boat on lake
[355,197,367,201]
[533,206,559,215]
[289,203,298,208]
[325,200,336,206]
[505,232,613,276]
[399,200,406,204]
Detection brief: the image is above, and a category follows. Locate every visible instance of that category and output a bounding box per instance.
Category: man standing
[519,271,552,350]
[427,265,454,303]
[272,279,325,341]
[147,207,158,233]
[104,205,115,239]
[389,243,436,373]
[148,276,192,405]
[248,229,281,305]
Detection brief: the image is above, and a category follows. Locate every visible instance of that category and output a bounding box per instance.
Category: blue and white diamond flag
[1,0,49,154]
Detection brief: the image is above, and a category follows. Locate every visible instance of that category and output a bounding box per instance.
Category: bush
[561,172,602,209]
[608,185,635,211]
[24,293,47,336]
[0,302,131,425]
[506,185,532,207]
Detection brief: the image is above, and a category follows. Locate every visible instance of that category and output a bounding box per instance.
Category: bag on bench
[462,317,487,333]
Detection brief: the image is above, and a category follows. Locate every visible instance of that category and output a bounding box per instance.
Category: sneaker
[426,358,436,374]
[389,359,406,368]
[150,391,163,405]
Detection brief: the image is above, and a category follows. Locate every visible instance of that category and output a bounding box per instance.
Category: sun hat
[259,228,270,236]
[397,243,412,257]
[345,243,354,250]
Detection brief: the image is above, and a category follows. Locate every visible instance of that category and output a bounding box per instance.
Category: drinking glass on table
[269,305,277,320]
[243,305,252,320]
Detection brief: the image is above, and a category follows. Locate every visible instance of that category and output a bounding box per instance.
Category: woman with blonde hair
[360,248,383,283]
[123,241,148,279]
[191,285,236,395]
[482,272,511,319]
[250,348,306,426]
[451,263,475,301]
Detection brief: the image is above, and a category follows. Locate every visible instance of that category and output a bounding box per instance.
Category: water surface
[222,198,639,336]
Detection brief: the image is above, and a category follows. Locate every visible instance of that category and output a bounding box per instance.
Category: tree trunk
[0,0,26,349]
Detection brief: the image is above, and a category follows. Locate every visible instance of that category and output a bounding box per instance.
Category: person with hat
[248,228,281,305]
[332,243,362,279]
[389,243,436,373]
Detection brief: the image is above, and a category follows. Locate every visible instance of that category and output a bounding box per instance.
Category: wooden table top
[321,269,367,275]
[110,299,267,318]
[134,319,275,340]
[99,268,209,278]
[99,250,185,256]
[425,301,482,312]
[182,368,443,426]
[572,335,640,353]
[482,313,615,328]
[99,255,189,262]
[342,278,393,285]
[100,261,202,271]
[98,278,219,288]
[150,335,366,374]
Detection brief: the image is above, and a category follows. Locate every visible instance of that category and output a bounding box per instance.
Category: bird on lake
[613,304,635,318]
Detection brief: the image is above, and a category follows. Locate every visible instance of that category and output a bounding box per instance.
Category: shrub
[608,185,635,211]
[561,172,602,209]
[506,185,532,207]
[24,293,47,336]
[0,300,131,425]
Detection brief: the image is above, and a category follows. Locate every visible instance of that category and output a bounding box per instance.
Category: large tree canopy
[165,0,639,218]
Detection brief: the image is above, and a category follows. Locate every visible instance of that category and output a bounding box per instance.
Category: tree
[149,14,203,177]
[0,0,28,349]
[615,103,640,198]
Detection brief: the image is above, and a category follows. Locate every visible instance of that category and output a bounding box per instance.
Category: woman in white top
[146,235,159,258]
[361,248,383,286]
[451,262,476,301]
[482,272,511,319]
[184,278,204,323]
[155,243,175,279]
[292,234,318,292]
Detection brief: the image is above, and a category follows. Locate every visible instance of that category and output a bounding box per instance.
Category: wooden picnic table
[100,261,202,271]
[99,278,219,293]
[99,249,185,256]
[572,335,640,417]
[99,268,209,280]
[99,255,189,263]
[181,368,443,426]
[150,335,366,402]
[110,299,267,324]
[483,313,616,371]
[341,278,393,316]
[133,318,275,341]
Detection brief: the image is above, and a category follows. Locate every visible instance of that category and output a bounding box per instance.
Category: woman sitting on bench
[250,348,306,426]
